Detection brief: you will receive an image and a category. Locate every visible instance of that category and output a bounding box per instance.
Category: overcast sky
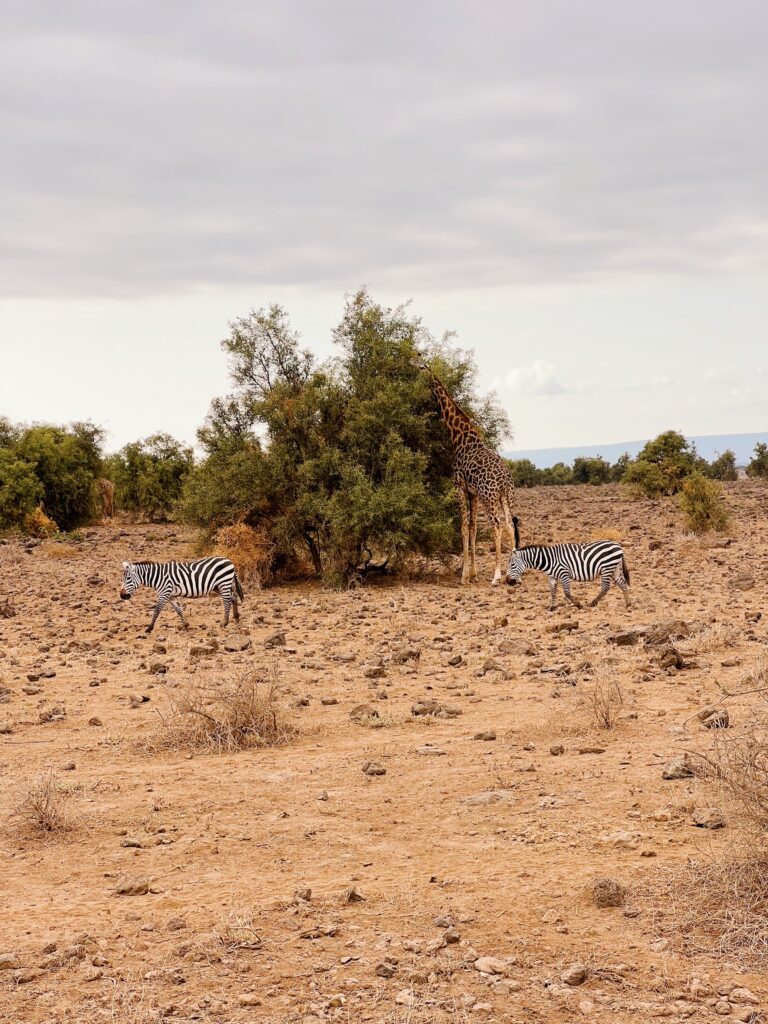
[1,1,766,452]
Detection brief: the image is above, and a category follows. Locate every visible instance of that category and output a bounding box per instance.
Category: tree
[708,449,738,481]
[15,421,104,529]
[506,458,540,487]
[747,442,768,480]
[679,472,730,534]
[539,462,573,486]
[0,449,43,531]
[623,430,703,497]
[182,290,510,585]
[610,452,631,482]
[108,434,194,521]
[572,455,611,485]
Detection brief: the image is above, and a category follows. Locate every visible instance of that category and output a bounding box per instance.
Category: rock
[112,876,150,896]
[189,644,216,658]
[0,722,13,735]
[148,661,168,675]
[702,708,730,729]
[591,877,626,908]
[644,620,692,645]
[0,953,20,970]
[375,960,397,978]
[39,704,66,723]
[474,956,509,976]
[578,746,606,755]
[732,572,755,591]
[657,644,685,670]
[166,917,187,931]
[692,808,725,829]
[349,704,379,723]
[88,716,103,727]
[224,634,251,652]
[443,927,461,944]
[129,693,149,708]
[320,697,338,706]
[473,731,496,741]
[546,621,579,634]
[13,968,43,984]
[238,994,261,1007]
[362,761,386,776]
[395,989,415,1006]
[411,699,461,718]
[83,966,103,981]
[363,664,386,679]
[601,830,641,849]
[392,646,420,664]
[649,540,663,551]
[416,746,447,756]
[731,988,759,1005]
[561,962,588,986]
[263,631,286,649]
[662,754,695,780]
[607,630,640,647]
[342,887,365,904]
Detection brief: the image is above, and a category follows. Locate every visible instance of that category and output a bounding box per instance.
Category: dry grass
[580,670,624,730]
[681,621,739,654]
[149,670,296,754]
[695,718,768,831]
[210,522,274,589]
[40,540,82,560]
[590,527,623,542]
[216,907,263,950]
[0,545,24,566]
[24,505,58,538]
[9,770,74,838]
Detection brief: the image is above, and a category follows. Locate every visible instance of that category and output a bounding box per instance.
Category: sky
[1,1,766,453]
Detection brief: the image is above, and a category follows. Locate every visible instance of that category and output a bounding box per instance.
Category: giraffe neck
[424,371,483,450]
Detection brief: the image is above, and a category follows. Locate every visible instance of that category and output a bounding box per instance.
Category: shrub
[210,522,274,588]
[747,442,768,480]
[624,430,704,498]
[15,422,104,530]
[10,771,73,837]
[506,458,540,487]
[572,455,611,485]
[107,433,194,521]
[151,671,295,754]
[610,452,631,482]
[0,450,43,532]
[708,449,738,481]
[679,472,730,534]
[24,506,58,538]
[581,672,624,730]
[539,462,573,486]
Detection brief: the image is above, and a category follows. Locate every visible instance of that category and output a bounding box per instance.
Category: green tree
[182,290,510,585]
[506,458,540,487]
[623,430,703,497]
[708,449,738,481]
[109,434,194,521]
[679,471,731,534]
[610,452,631,482]
[539,462,573,486]
[747,442,768,480]
[0,449,43,531]
[15,421,104,529]
[572,455,611,485]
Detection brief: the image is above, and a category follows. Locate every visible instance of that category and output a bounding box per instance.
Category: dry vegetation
[2,479,768,1023]
[211,522,275,588]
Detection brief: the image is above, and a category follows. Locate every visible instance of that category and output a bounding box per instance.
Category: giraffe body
[98,478,115,520]
[418,364,516,584]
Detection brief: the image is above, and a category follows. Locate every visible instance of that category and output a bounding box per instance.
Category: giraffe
[417,362,516,584]
[97,478,115,520]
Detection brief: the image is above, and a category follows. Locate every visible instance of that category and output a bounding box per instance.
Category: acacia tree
[182,290,510,585]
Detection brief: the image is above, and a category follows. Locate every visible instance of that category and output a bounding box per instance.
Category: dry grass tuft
[9,770,74,837]
[149,670,296,754]
[0,545,24,566]
[210,522,274,589]
[694,719,768,831]
[681,621,739,654]
[216,907,262,950]
[590,527,623,543]
[580,670,624,730]
[40,541,82,560]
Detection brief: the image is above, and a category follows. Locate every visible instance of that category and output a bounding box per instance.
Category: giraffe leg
[489,512,504,585]
[456,487,472,584]
[468,494,479,581]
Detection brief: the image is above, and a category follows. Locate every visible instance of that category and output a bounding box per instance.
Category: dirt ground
[1,482,767,1024]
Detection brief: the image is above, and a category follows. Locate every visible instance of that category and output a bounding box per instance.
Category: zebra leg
[547,576,558,611]
[170,600,189,628]
[590,572,612,607]
[561,576,581,609]
[614,568,632,608]
[146,595,168,633]
[221,587,232,626]
[232,592,240,621]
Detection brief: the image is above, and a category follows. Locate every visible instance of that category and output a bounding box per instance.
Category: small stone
[375,960,397,978]
[88,716,103,727]
[731,987,759,1005]
[591,877,626,908]
[443,927,461,944]
[263,631,285,649]
[395,989,415,1006]
[320,697,338,705]
[362,761,386,776]
[732,572,755,591]
[662,754,695,780]
[363,664,386,679]
[607,630,640,647]
[550,744,565,756]
[0,953,20,971]
[561,962,588,986]
[691,808,726,829]
[224,634,251,652]
[392,646,420,664]
[83,966,103,981]
[0,722,13,735]
[166,917,187,931]
[238,993,262,1007]
[112,876,150,897]
[474,956,508,976]
[601,830,641,849]
[702,708,730,729]
[349,704,379,723]
[148,661,167,675]
[473,731,496,741]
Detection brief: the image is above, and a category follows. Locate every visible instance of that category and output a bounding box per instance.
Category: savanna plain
[2,481,768,1024]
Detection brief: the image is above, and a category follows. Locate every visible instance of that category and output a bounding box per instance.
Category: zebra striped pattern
[505,541,631,610]
[120,557,244,632]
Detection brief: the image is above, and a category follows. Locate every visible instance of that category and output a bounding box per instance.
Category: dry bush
[24,505,58,538]
[150,670,295,754]
[217,907,262,950]
[40,540,82,560]
[696,719,768,830]
[590,528,623,543]
[580,670,624,730]
[679,472,731,534]
[210,522,274,589]
[681,621,739,655]
[9,770,74,837]
[0,545,24,566]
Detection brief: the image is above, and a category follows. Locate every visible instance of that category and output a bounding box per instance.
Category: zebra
[120,557,245,632]
[505,517,631,611]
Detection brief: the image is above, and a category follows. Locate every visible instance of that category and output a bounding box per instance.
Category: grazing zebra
[120,557,244,632]
[505,518,631,610]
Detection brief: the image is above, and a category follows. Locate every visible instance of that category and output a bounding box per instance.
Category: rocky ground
[1,482,767,1024]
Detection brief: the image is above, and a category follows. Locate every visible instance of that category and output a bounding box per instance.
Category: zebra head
[505,549,528,586]
[120,561,141,600]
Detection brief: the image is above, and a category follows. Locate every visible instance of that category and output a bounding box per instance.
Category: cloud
[1,1,768,299]
[504,360,591,397]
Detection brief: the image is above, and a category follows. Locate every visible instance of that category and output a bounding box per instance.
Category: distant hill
[504,432,768,469]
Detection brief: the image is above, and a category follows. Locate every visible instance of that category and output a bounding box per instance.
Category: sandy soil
[1,482,767,1024]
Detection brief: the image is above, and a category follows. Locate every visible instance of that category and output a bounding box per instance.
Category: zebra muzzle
[120,591,131,600]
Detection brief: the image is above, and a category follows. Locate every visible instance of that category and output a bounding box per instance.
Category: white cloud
[503,360,592,397]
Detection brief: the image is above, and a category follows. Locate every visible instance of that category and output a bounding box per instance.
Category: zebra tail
[622,556,630,585]
[235,574,245,601]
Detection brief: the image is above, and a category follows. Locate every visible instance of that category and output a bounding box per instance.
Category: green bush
[623,430,704,498]
[708,449,738,481]
[679,472,731,534]
[610,452,631,482]
[182,290,509,585]
[14,422,103,530]
[539,462,573,486]
[0,449,43,531]
[506,458,540,487]
[572,455,611,485]
[747,442,768,480]
[107,434,194,521]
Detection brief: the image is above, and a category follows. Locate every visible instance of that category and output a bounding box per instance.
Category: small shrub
[747,442,768,480]
[708,449,738,481]
[39,541,81,560]
[581,673,624,730]
[0,450,43,532]
[210,522,274,588]
[622,459,670,499]
[151,671,295,754]
[679,472,730,534]
[10,771,73,837]
[24,506,59,538]
[217,908,262,950]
